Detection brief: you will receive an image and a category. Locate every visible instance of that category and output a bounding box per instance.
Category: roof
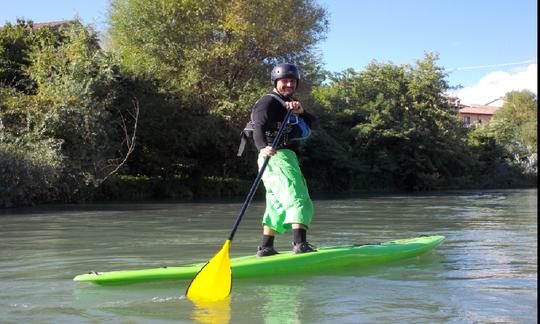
[458,105,500,115]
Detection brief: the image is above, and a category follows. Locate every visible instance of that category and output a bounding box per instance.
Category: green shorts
[258,149,313,234]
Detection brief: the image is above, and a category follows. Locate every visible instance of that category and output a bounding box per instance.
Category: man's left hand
[286,101,304,114]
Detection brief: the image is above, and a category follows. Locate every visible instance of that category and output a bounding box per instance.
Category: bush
[93,175,257,201]
[0,141,63,207]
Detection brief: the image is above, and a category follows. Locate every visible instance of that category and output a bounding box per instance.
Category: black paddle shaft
[228,107,294,242]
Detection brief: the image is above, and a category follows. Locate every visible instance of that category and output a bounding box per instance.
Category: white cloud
[454,63,537,106]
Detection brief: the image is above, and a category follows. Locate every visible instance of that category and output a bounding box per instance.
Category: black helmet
[271,63,300,86]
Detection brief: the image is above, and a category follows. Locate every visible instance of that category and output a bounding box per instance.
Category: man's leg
[257,226,279,257]
[292,223,316,254]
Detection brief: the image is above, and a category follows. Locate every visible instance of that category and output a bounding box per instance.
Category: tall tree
[312,53,474,190]
[108,0,328,123]
[492,90,537,154]
[0,19,51,93]
[0,21,139,206]
[474,90,538,179]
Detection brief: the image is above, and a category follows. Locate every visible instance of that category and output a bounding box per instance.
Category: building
[458,104,501,126]
[458,97,504,126]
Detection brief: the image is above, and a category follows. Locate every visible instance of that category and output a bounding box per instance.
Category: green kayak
[73,235,444,285]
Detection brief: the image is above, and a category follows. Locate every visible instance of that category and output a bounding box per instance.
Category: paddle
[185,101,294,302]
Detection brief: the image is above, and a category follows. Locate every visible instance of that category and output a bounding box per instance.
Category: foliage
[26,22,130,191]
[94,174,255,201]
[0,20,37,92]
[108,0,328,124]
[1,7,536,208]
[0,20,139,206]
[466,90,537,186]
[311,53,475,190]
[493,90,537,155]
[0,22,67,207]
[123,88,248,180]
[0,139,63,208]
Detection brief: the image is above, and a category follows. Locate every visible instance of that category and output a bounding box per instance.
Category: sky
[1,0,537,106]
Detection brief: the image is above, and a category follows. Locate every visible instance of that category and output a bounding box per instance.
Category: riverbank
[92,174,537,202]
[2,172,537,209]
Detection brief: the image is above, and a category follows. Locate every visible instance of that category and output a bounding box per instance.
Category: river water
[0,189,537,323]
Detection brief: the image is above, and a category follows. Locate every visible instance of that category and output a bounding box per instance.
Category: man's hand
[260,146,276,157]
[286,101,304,115]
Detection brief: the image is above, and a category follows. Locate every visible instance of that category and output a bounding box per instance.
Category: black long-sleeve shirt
[251,92,316,152]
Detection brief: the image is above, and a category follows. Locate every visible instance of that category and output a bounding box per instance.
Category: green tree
[470,90,538,183]
[311,53,475,190]
[108,0,328,123]
[0,19,43,92]
[493,90,537,154]
[0,21,140,206]
[0,86,64,207]
[26,23,132,190]
[0,20,68,207]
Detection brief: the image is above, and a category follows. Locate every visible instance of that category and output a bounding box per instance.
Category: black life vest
[237,93,311,157]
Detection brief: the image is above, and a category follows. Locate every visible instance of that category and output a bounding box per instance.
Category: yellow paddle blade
[186,240,232,302]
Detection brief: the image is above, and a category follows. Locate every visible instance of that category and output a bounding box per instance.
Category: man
[251,63,316,257]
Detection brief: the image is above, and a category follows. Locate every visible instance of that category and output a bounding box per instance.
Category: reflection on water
[190,297,231,324]
[187,263,305,324]
[0,189,536,323]
[261,285,304,324]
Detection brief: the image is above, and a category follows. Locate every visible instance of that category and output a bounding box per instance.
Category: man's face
[275,78,297,97]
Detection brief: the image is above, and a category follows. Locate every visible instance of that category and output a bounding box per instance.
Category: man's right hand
[260,146,276,157]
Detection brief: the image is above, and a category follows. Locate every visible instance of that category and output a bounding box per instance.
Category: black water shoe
[292,242,317,254]
[256,246,279,257]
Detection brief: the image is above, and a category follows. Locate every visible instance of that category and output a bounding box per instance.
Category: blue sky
[1,0,537,105]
